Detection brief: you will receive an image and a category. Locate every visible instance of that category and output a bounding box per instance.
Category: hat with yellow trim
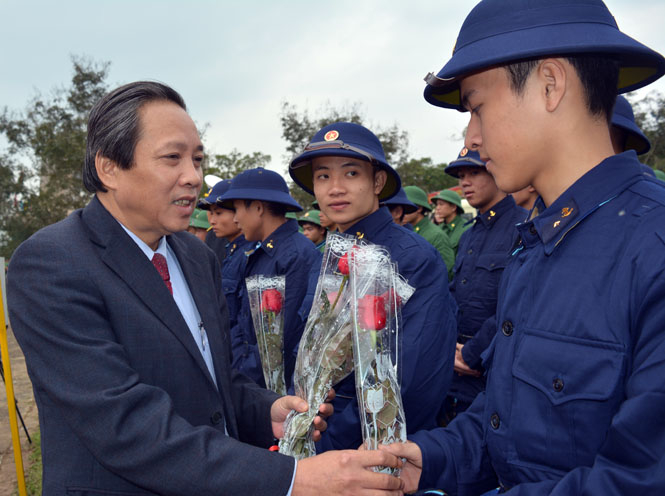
[611,95,650,155]
[289,122,401,201]
[298,209,323,227]
[197,179,234,210]
[424,0,665,111]
[189,208,210,229]
[444,147,487,178]
[431,189,464,215]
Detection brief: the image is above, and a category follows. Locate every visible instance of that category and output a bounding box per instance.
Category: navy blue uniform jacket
[7,197,295,495]
[412,152,665,494]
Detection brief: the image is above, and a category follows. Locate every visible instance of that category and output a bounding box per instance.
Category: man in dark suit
[7,81,402,495]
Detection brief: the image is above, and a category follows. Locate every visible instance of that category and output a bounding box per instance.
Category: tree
[279,101,411,208]
[632,91,665,172]
[395,157,456,193]
[0,57,109,257]
[205,149,271,181]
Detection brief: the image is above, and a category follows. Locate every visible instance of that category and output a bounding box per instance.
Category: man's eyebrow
[157,141,204,152]
[312,163,329,171]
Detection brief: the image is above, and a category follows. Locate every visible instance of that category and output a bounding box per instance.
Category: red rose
[380,288,402,312]
[357,294,387,331]
[338,253,350,276]
[261,289,283,313]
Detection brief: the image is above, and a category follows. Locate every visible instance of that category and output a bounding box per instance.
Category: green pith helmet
[654,169,665,182]
[285,212,298,220]
[189,208,210,229]
[431,189,464,215]
[404,185,432,212]
[298,209,323,227]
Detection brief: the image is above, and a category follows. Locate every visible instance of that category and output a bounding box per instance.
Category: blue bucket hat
[197,179,234,210]
[444,147,487,178]
[381,187,418,214]
[611,95,650,155]
[289,122,401,201]
[424,0,665,111]
[217,168,303,212]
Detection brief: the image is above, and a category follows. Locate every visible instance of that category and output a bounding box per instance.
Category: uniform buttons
[210,411,223,425]
[529,225,537,235]
[467,249,473,255]
[501,320,513,336]
[461,279,468,285]
[490,413,500,429]
[553,378,564,392]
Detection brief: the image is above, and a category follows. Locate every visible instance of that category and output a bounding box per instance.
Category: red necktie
[151,253,173,295]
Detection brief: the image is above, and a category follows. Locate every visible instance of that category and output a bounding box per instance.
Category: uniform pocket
[510,330,625,471]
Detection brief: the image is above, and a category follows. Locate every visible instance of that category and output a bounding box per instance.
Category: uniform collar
[341,206,393,241]
[413,216,432,233]
[258,218,299,257]
[475,195,516,228]
[225,234,249,257]
[444,213,463,231]
[518,152,645,255]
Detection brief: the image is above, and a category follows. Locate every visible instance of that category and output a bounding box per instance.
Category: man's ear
[538,58,567,113]
[254,200,265,217]
[373,169,388,195]
[95,151,120,191]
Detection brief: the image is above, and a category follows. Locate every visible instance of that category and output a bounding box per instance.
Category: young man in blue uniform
[289,122,457,452]
[198,179,258,348]
[385,1,665,494]
[442,147,526,423]
[218,168,320,390]
[381,186,418,227]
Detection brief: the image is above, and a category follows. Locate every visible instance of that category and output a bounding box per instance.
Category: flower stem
[331,275,348,311]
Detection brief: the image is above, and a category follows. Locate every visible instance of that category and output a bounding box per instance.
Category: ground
[0,324,39,496]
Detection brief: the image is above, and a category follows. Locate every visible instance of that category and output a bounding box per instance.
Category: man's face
[433,199,458,222]
[387,205,404,225]
[402,208,422,226]
[301,222,326,245]
[457,166,503,214]
[208,204,240,239]
[109,100,203,248]
[318,209,335,229]
[460,66,542,194]
[232,199,262,241]
[311,156,386,233]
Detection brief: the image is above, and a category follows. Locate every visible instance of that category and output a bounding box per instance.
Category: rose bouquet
[349,243,414,474]
[279,233,358,459]
[245,274,286,396]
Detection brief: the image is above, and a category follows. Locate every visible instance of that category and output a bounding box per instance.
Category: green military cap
[189,208,210,229]
[285,212,298,220]
[431,189,464,215]
[298,209,323,227]
[404,185,432,212]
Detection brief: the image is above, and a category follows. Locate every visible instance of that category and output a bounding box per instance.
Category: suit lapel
[82,198,218,390]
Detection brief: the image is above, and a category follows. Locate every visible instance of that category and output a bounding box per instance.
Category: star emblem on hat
[324,130,339,141]
[460,147,468,157]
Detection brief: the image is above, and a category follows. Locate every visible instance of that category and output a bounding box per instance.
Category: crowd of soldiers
[7,0,665,494]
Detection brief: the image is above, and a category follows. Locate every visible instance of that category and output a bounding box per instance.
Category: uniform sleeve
[461,313,496,370]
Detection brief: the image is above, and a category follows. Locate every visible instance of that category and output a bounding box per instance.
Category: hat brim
[217,189,303,212]
[290,149,401,201]
[425,23,665,110]
[197,196,235,211]
[612,114,651,155]
[444,159,486,178]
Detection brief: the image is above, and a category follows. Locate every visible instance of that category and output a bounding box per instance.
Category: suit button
[210,411,223,425]
[490,413,500,429]
[501,320,513,336]
[553,378,564,392]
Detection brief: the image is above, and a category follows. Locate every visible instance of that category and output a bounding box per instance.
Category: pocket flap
[475,253,508,271]
[512,332,624,405]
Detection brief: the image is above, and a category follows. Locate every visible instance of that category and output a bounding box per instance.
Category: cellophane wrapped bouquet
[349,243,414,474]
[279,233,358,459]
[246,274,287,396]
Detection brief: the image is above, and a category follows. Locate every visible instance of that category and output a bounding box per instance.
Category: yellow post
[0,282,27,496]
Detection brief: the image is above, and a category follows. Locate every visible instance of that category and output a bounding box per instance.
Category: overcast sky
[1,0,664,180]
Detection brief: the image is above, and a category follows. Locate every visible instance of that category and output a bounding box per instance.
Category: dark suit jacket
[7,197,295,495]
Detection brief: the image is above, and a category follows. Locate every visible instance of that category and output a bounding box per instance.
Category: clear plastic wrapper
[246,274,286,396]
[279,233,357,459]
[350,243,414,474]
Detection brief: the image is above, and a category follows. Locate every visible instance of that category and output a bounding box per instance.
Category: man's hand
[270,390,335,441]
[292,450,403,496]
[454,343,481,377]
[381,441,423,494]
